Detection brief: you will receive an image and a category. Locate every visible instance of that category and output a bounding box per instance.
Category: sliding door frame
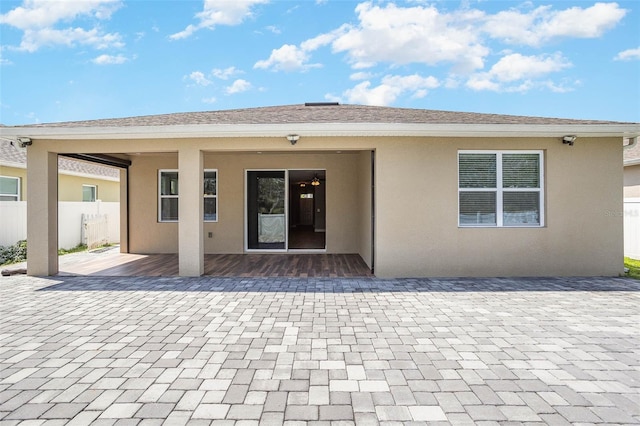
[244,169,289,253]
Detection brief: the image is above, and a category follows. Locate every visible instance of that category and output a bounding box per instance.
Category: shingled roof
[0,140,119,179]
[9,104,630,128]
[625,141,640,164]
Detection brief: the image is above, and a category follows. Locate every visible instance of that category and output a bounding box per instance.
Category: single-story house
[0,139,120,202]
[0,103,638,277]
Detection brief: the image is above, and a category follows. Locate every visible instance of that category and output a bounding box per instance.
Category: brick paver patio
[0,275,639,425]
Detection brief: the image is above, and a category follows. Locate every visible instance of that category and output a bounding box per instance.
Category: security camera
[287,134,299,145]
[562,135,576,146]
[17,137,32,148]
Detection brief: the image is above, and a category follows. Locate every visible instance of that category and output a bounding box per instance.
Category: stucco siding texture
[122,136,623,277]
[0,165,119,202]
[374,137,623,277]
[127,151,367,256]
[624,164,640,198]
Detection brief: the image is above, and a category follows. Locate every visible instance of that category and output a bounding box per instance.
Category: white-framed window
[159,169,179,222]
[204,169,218,222]
[458,150,544,227]
[0,176,20,201]
[82,184,97,202]
[158,169,219,222]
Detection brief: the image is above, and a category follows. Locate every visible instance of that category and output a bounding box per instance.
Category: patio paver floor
[0,275,639,425]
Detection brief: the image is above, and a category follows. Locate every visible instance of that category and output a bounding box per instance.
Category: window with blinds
[458,151,543,227]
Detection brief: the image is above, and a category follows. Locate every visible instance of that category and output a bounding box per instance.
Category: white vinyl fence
[81,213,110,249]
[624,198,640,259]
[0,202,27,247]
[0,201,119,249]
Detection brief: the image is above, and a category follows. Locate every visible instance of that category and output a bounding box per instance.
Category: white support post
[178,148,204,276]
[119,168,129,253]
[26,148,59,276]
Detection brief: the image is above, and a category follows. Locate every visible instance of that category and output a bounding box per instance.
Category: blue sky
[1,0,639,125]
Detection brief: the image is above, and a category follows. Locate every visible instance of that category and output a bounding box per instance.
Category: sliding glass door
[246,170,286,250]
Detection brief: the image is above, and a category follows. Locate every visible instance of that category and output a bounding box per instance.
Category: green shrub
[625,257,640,280]
[0,240,28,266]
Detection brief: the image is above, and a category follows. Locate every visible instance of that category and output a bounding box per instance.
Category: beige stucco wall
[58,174,119,202]
[0,165,119,202]
[357,151,373,269]
[0,165,27,200]
[624,164,640,198]
[128,151,368,255]
[374,137,623,277]
[32,135,624,277]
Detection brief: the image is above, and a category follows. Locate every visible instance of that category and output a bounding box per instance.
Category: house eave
[1,122,639,140]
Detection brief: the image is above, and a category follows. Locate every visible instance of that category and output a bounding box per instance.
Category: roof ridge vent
[304,102,339,107]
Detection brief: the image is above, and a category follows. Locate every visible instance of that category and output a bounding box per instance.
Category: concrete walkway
[0,275,639,425]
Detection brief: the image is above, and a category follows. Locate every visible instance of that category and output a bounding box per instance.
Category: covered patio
[53,246,373,277]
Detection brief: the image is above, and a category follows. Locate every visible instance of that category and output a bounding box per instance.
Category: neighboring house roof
[0,140,119,180]
[624,140,640,166]
[1,104,638,140]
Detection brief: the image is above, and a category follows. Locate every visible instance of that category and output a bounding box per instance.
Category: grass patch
[58,244,88,256]
[624,257,640,280]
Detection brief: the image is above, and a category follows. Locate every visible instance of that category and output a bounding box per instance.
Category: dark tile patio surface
[1,275,639,425]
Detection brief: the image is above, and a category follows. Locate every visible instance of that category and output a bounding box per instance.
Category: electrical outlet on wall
[208,232,213,238]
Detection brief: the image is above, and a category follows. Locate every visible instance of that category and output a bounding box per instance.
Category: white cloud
[0,0,121,30]
[0,0,124,52]
[254,26,347,71]
[0,51,13,66]
[170,0,269,40]
[331,3,488,73]
[483,3,627,47]
[337,73,440,106]
[212,66,241,80]
[466,53,573,92]
[265,25,281,34]
[187,71,212,86]
[202,97,217,104]
[350,72,373,81]
[254,44,320,72]
[615,47,640,61]
[300,26,347,51]
[226,79,252,94]
[256,1,625,79]
[92,54,128,65]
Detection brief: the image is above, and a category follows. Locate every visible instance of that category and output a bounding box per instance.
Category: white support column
[26,148,58,276]
[178,148,204,276]
[119,168,129,253]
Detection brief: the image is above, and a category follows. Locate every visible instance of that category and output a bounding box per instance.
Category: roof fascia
[0,159,118,179]
[58,170,120,181]
[0,160,26,169]
[1,122,639,140]
[625,159,640,166]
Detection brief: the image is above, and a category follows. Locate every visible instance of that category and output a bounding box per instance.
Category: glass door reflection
[247,170,286,250]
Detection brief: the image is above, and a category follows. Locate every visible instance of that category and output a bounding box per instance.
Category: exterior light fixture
[287,134,299,145]
[562,135,577,146]
[300,182,306,188]
[17,137,32,148]
[311,176,320,186]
